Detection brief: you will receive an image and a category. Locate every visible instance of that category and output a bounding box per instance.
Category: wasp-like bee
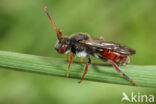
[45,7,138,86]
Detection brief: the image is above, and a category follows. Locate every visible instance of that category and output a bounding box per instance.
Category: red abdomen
[100,49,130,65]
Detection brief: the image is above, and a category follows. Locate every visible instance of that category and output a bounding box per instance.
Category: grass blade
[0,51,156,87]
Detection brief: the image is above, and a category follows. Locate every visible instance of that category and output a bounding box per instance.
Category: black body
[55,33,135,64]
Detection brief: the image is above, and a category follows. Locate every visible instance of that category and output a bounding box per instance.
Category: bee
[45,7,138,86]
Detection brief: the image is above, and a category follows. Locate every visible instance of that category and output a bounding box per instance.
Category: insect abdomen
[100,49,130,65]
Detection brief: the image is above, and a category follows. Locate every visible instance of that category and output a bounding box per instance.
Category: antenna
[44,7,58,35]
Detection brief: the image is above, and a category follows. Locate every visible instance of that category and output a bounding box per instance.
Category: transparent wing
[79,39,136,55]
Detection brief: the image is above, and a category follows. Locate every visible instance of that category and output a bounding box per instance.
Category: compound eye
[59,44,67,53]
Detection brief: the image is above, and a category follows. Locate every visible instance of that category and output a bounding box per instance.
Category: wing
[79,39,136,55]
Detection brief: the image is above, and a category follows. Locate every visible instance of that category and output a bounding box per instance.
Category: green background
[0,0,156,104]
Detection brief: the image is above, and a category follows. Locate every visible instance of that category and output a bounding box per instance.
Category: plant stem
[0,51,156,88]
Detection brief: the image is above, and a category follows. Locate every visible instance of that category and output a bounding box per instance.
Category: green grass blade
[0,51,156,87]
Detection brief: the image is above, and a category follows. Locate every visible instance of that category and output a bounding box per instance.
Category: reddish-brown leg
[67,52,74,78]
[78,62,90,83]
[108,59,138,86]
[67,52,69,61]
[80,57,84,62]
[117,57,125,65]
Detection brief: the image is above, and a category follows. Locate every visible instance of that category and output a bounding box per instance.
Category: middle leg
[78,55,91,83]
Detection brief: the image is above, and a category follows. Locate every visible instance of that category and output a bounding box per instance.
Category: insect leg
[108,59,139,86]
[67,52,74,78]
[78,55,91,83]
[67,52,69,61]
[80,58,84,62]
[92,53,108,62]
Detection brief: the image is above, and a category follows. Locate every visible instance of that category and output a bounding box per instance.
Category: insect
[44,7,138,86]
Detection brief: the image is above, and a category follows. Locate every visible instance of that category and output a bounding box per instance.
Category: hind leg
[93,54,138,86]
[108,59,138,86]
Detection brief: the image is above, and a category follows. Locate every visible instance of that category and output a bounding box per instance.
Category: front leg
[78,55,91,83]
[67,52,69,61]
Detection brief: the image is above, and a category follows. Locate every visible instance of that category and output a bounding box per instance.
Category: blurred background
[0,0,156,104]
